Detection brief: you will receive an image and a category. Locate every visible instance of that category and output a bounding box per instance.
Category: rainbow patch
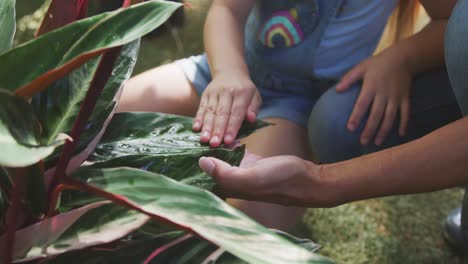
[259,9,304,48]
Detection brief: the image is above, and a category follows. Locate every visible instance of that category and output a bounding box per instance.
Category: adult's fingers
[399,97,410,136]
[200,95,218,143]
[374,101,397,146]
[360,96,386,145]
[210,94,233,147]
[336,63,366,92]
[199,157,257,194]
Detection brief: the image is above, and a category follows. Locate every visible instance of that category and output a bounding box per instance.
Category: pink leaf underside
[143,234,193,264]
[45,84,124,183]
[201,248,225,264]
[0,200,149,262]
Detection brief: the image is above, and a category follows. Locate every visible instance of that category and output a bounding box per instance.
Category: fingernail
[210,136,220,146]
[202,131,209,138]
[224,134,233,144]
[361,138,369,145]
[348,123,356,132]
[200,157,215,175]
[248,112,257,122]
[375,138,382,146]
[193,121,200,130]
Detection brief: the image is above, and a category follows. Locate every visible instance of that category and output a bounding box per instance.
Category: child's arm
[336,0,457,147]
[193,0,261,148]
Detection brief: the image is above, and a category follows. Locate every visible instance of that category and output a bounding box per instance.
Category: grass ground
[15,1,468,263]
[304,190,466,263]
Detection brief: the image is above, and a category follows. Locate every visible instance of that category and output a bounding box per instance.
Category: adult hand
[336,50,412,146]
[192,71,262,148]
[198,152,336,207]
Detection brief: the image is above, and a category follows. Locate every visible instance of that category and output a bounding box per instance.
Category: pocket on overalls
[257,0,319,49]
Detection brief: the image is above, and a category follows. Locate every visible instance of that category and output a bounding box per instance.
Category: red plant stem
[3,169,26,264]
[143,234,193,264]
[63,177,150,214]
[37,0,88,36]
[76,0,89,20]
[122,0,132,7]
[62,177,194,235]
[46,183,72,217]
[0,175,11,199]
[46,0,136,215]
[47,47,123,215]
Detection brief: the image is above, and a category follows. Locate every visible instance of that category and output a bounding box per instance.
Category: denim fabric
[175,54,333,126]
[244,0,343,95]
[175,1,396,127]
[445,0,468,236]
[308,69,461,163]
[446,0,468,116]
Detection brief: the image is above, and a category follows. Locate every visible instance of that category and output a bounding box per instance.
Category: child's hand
[336,51,412,146]
[193,71,262,147]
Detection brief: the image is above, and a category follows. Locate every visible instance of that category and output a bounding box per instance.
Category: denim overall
[175,0,349,126]
[446,0,468,246]
[244,0,343,97]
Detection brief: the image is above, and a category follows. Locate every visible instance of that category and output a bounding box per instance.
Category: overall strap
[245,0,345,96]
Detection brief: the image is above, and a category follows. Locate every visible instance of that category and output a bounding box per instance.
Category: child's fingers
[200,95,218,143]
[246,91,262,123]
[193,95,209,131]
[399,98,410,136]
[347,86,374,132]
[360,96,386,145]
[210,94,233,147]
[224,94,250,145]
[374,102,397,146]
[336,63,366,92]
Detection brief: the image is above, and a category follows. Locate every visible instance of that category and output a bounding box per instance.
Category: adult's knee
[308,85,362,163]
[446,0,468,116]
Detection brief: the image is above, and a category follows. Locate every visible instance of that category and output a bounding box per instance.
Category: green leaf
[36,40,140,169]
[40,231,188,264]
[0,0,15,53]
[144,234,218,263]
[89,149,243,192]
[237,119,271,139]
[33,220,322,263]
[65,168,334,264]
[32,57,101,146]
[0,90,64,167]
[0,0,182,97]
[92,112,268,153]
[130,228,320,264]
[155,230,321,264]
[4,202,149,262]
[88,112,266,190]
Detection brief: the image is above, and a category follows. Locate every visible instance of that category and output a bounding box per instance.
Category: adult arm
[199,117,468,207]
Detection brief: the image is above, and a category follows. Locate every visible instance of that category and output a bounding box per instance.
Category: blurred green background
[14,1,467,263]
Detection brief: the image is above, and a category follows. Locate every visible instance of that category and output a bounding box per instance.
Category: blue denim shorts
[175,54,332,127]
